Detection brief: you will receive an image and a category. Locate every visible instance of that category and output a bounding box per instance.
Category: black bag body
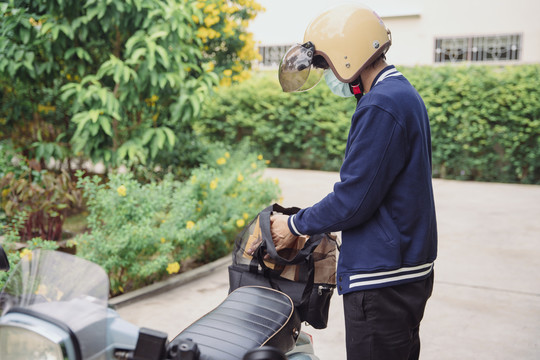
[228,204,337,329]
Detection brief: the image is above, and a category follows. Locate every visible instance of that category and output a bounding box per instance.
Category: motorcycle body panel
[0,249,319,360]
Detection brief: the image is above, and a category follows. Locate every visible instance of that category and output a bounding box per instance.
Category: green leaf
[149,30,168,41]
[155,129,165,149]
[99,117,112,136]
[155,45,170,68]
[19,27,30,44]
[129,47,146,62]
[89,109,100,123]
[162,127,176,147]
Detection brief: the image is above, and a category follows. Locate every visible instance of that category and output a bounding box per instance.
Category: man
[272,4,438,360]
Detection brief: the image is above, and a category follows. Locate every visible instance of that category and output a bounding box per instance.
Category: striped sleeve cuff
[288,214,305,236]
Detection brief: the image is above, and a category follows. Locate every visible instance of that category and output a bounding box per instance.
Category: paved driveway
[117,168,540,359]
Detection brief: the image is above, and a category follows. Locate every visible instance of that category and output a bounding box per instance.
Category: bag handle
[253,244,314,286]
[259,204,322,266]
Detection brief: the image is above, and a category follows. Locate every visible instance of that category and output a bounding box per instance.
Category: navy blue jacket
[288,66,438,295]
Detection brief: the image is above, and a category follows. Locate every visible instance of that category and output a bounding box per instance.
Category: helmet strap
[350,78,364,103]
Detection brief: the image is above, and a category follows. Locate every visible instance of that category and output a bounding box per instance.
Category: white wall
[384,0,540,65]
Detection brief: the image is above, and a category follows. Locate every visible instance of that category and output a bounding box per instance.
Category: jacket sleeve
[289,105,408,236]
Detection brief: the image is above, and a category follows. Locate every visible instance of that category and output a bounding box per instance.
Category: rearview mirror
[0,244,9,271]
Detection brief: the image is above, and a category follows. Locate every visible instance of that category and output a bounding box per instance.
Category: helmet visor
[278,43,324,92]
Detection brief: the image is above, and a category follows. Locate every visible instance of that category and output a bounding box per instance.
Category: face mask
[324,69,354,98]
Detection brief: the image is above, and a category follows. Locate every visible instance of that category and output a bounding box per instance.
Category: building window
[435,34,521,63]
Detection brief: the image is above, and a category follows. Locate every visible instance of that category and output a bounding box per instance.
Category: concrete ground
[116,168,540,360]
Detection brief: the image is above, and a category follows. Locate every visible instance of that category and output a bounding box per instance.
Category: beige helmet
[279,3,392,92]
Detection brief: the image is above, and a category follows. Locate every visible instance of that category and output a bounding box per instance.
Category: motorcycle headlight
[0,324,67,360]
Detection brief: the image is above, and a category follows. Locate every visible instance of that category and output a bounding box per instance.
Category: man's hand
[270,214,298,251]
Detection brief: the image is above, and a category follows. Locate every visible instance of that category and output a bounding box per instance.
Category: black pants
[343,272,434,360]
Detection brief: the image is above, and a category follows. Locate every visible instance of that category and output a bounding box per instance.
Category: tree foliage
[0,0,264,171]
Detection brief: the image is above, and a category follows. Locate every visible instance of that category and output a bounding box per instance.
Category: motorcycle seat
[170,286,300,360]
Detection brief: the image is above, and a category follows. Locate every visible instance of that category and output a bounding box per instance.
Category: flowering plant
[73,143,280,296]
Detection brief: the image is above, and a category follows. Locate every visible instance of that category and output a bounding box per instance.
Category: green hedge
[405,65,539,183]
[198,65,540,184]
[196,72,352,171]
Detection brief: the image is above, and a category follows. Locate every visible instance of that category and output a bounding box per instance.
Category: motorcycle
[0,246,318,360]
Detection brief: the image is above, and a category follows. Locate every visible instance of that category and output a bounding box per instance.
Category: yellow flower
[204,15,220,27]
[205,62,215,72]
[237,173,244,182]
[167,262,181,274]
[225,152,230,158]
[117,185,127,197]
[55,289,64,301]
[236,219,245,228]
[37,104,56,114]
[192,14,199,23]
[160,237,166,243]
[186,221,195,230]
[20,248,32,260]
[216,157,227,165]
[223,69,233,77]
[251,162,257,169]
[35,284,48,296]
[232,63,243,73]
[204,3,216,13]
[210,179,218,190]
[243,212,249,220]
[257,154,263,160]
[220,77,232,87]
[29,17,44,27]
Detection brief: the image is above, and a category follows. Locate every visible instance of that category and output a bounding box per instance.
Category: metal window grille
[258,45,294,68]
[434,34,521,63]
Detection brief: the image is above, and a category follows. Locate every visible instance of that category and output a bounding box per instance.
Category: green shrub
[197,72,352,171]
[1,169,83,241]
[0,211,59,289]
[72,143,280,295]
[0,141,22,228]
[198,66,540,184]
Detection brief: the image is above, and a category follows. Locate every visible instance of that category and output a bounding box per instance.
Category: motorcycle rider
[272,4,437,360]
